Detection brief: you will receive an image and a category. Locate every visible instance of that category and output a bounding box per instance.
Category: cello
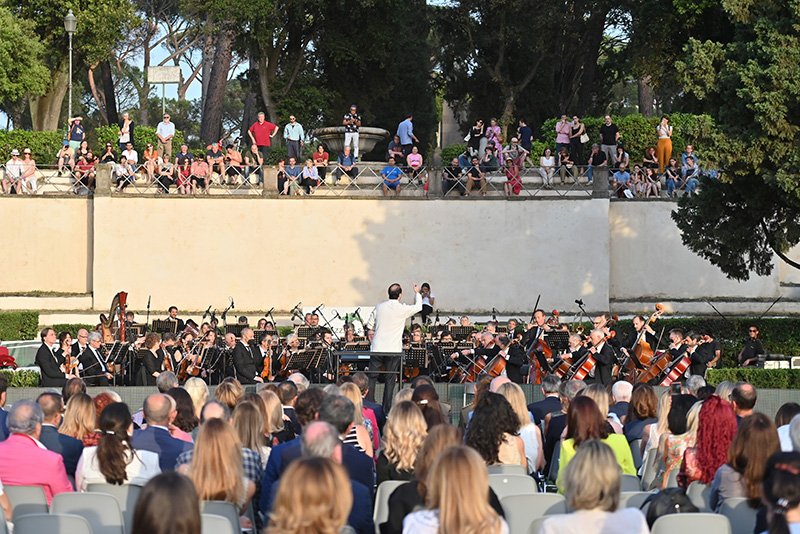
[571,330,615,380]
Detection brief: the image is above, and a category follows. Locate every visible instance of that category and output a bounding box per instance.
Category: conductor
[365,283,422,410]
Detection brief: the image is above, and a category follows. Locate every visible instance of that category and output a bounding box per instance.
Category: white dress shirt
[367,293,422,353]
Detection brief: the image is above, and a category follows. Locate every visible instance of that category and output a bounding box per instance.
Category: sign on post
[147,66,182,115]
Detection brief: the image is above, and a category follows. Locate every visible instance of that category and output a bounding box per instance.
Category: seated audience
[497,381,544,473]
[679,395,737,488]
[658,395,700,489]
[376,401,427,485]
[776,402,800,452]
[664,157,682,197]
[623,383,658,443]
[411,384,448,430]
[232,401,270,469]
[503,159,522,196]
[465,392,526,471]
[760,451,800,534]
[36,391,84,479]
[60,392,102,447]
[538,148,555,188]
[132,393,193,472]
[611,163,631,197]
[583,383,622,433]
[542,440,648,534]
[558,148,578,184]
[131,472,201,534]
[443,157,466,196]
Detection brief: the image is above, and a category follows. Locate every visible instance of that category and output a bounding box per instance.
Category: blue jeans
[666,178,678,195]
[686,177,699,195]
[586,165,596,182]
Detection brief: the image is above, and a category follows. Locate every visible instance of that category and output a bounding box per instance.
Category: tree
[671,0,800,280]
[0,8,49,104]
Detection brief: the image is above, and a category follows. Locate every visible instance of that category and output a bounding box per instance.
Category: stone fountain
[311,126,390,159]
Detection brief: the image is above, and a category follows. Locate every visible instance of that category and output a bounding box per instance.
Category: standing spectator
[656,115,673,171]
[244,144,264,185]
[381,157,403,197]
[539,147,556,189]
[67,116,85,153]
[555,114,571,155]
[283,115,304,161]
[156,113,175,161]
[465,156,487,196]
[599,115,620,164]
[313,144,329,184]
[247,112,279,162]
[570,115,586,163]
[466,118,484,158]
[56,141,75,176]
[3,149,22,194]
[19,148,37,194]
[333,146,358,185]
[117,112,134,152]
[397,113,419,159]
[486,118,504,164]
[585,143,607,184]
[517,119,534,165]
[343,105,362,160]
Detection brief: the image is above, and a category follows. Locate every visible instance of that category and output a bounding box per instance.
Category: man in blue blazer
[36,392,84,479]
[132,394,192,472]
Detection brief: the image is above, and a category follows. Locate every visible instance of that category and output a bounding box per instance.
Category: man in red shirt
[248,112,278,163]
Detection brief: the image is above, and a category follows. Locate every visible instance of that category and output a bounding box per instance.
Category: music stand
[152,320,176,334]
[496,325,508,333]
[127,325,145,341]
[450,326,475,341]
[456,341,474,352]
[264,329,278,338]
[296,326,315,339]
[345,342,370,351]
[544,331,570,353]
[286,349,317,371]
[404,346,428,370]
[252,329,267,345]
[224,324,244,338]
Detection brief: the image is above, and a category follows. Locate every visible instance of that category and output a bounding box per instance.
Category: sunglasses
[749,329,758,332]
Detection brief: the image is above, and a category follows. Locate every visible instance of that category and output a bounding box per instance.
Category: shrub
[0,369,40,387]
[0,130,67,165]
[0,312,40,341]
[441,144,466,164]
[95,126,185,154]
[278,326,294,338]
[706,369,800,389]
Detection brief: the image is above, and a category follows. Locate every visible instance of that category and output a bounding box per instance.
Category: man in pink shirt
[0,400,73,503]
[555,114,571,162]
[247,112,278,164]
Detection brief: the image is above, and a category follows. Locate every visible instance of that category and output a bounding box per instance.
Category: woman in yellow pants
[656,115,673,172]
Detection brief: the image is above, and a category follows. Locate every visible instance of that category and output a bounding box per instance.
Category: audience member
[36,391,83,479]
[411,384,447,429]
[166,387,198,440]
[131,472,201,534]
[465,392,526,471]
[760,452,800,534]
[62,377,87,404]
[132,393,193,472]
[528,373,562,425]
[497,381,543,473]
[76,402,161,491]
[776,403,800,452]
[641,390,671,458]
[543,440,648,534]
[679,395,737,488]
[732,382,757,421]
[543,380,586,475]
[0,400,73,503]
[0,374,7,441]
[341,382,375,456]
[686,375,706,397]
[215,377,244,410]
[709,412,780,511]
[377,401,426,486]
[352,371,387,432]
[583,383,622,433]
[59,392,102,447]
[791,414,800,452]
[183,377,208,420]
[623,383,658,443]
[233,401,269,468]
[659,395,699,489]
[402,445,509,534]
[610,381,633,423]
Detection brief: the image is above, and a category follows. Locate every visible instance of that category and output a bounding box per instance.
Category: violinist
[586,329,617,385]
[276,334,301,381]
[158,333,180,373]
[667,329,686,359]
[79,332,114,386]
[684,331,713,378]
[257,334,277,381]
[141,333,163,386]
[496,335,526,384]
[592,313,622,349]
[56,332,80,378]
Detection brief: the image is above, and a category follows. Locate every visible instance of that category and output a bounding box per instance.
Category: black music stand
[450,326,475,341]
[225,324,245,338]
[404,346,428,371]
[264,329,278,338]
[106,342,129,386]
[296,326,315,339]
[252,329,267,345]
[456,341,474,352]
[352,336,367,343]
[496,325,508,333]
[545,331,571,353]
[286,349,318,371]
[344,342,370,351]
[152,320,176,334]
[127,325,145,341]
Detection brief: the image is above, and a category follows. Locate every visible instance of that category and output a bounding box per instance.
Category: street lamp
[64,9,77,123]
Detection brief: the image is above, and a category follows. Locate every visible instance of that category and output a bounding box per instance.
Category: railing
[0,160,704,199]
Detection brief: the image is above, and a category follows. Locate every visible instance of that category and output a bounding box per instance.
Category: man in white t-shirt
[3,149,23,194]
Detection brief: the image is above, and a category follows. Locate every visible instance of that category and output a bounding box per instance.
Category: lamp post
[64,9,77,123]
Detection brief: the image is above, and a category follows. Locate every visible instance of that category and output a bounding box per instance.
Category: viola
[260,347,274,380]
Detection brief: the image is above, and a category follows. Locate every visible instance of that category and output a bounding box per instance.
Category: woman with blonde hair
[497,382,544,473]
[215,378,244,410]
[340,382,374,457]
[266,457,352,534]
[542,440,648,534]
[183,377,208,419]
[59,392,102,447]
[258,389,293,445]
[582,383,622,433]
[232,401,269,468]
[377,401,427,485]
[179,418,255,512]
[641,389,671,457]
[403,445,508,534]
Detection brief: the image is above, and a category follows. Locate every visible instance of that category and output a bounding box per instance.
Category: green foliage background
[0,312,39,341]
[0,130,66,163]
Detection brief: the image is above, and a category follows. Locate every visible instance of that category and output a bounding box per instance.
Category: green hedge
[0,130,67,166]
[52,324,97,339]
[706,369,800,389]
[0,312,39,341]
[0,369,40,387]
[441,144,466,164]
[95,126,185,155]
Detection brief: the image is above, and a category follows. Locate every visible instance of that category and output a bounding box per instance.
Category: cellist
[592,313,622,350]
[667,329,687,359]
[619,315,659,374]
[586,329,617,385]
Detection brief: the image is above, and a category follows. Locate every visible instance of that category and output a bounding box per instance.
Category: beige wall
[2,196,795,315]
[0,197,91,293]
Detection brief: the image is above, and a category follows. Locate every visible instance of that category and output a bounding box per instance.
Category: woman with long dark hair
[761,452,800,534]
[465,392,525,470]
[75,402,160,491]
[131,472,200,534]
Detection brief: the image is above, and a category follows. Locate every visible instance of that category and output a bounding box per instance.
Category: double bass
[618,304,664,382]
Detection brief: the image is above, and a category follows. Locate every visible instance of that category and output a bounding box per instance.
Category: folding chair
[719,498,757,534]
[4,485,48,523]
[488,473,538,500]
[51,491,124,534]
[650,513,732,534]
[372,480,406,534]
[15,513,93,534]
[500,493,567,534]
[86,483,143,534]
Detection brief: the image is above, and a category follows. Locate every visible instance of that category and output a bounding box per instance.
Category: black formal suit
[688,344,713,377]
[591,341,617,385]
[71,342,88,358]
[36,343,67,387]
[669,343,687,360]
[79,346,111,386]
[621,331,658,362]
[39,424,84,478]
[232,341,258,384]
[528,395,563,426]
[505,343,527,384]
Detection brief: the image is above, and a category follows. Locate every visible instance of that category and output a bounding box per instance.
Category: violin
[260,345,274,381]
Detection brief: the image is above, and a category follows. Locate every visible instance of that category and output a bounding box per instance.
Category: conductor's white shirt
[366,293,422,352]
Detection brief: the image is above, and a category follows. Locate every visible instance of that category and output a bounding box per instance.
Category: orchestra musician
[79,332,114,386]
[141,333,164,386]
[166,306,185,332]
[257,334,278,380]
[496,335,526,384]
[507,318,519,337]
[559,333,587,369]
[278,334,302,381]
[667,329,686,359]
[585,329,617,385]
[450,331,499,365]
[521,309,552,351]
[158,333,181,372]
[56,332,80,378]
[619,314,659,367]
[36,328,75,387]
[71,329,90,358]
[592,313,622,350]
[684,331,713,378]
[232,327,262,384]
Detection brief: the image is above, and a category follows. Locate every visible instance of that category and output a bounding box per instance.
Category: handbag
[580,133,590,144]
[464,133,470,143]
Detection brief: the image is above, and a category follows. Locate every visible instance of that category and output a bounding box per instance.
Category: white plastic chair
[719,497,757,534]
[488,474,538,500]
[51,492,124,534]
[201,513,236,534]
[86,483,143,534]
[201,500,240,534]
[650,513,732,534]
[618,491,653,510]
[15,513,93,534]
[686,481,711,513]
[4,485,48,522]
[500,493,567,534]
[372,480,406,534]
[620,474,641,492]
[488,464,527,476]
